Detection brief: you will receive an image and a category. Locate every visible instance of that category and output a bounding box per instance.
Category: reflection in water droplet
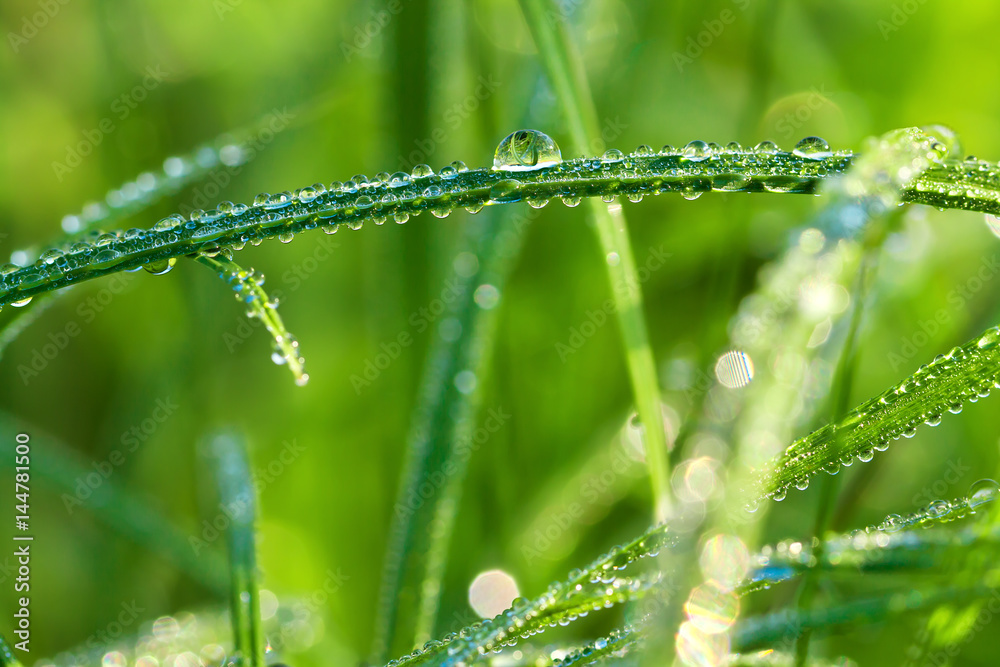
[714,350,754,388]
[488,179,522,203]
[968,478,1000,508]
[682,140,712,162]
[493,130,562,171]
[792,136,832,160]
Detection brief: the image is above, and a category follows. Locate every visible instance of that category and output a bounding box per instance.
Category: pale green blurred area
[0,0,999,664]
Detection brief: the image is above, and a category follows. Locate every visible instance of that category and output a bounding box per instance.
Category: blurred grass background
[1,0,1000,664]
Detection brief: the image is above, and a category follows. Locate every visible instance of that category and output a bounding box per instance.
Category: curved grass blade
[4,138,998,310]
[208,432,265,667]
[747,325,1000,504]
[196,253,307,386]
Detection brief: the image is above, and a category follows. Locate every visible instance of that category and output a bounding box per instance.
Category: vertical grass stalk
[518,0,671,520]
[210,432,264,667]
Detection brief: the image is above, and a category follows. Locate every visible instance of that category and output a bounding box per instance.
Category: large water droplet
[792,136,832,160]
[493,130,562,171]
[968,479,1000,508]
[681,140,712,162]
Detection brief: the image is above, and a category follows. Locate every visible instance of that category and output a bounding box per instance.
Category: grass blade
[208,432,264,667]
[518,0,671,520]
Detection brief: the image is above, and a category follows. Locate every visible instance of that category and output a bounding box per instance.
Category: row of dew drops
[747,326,1000,511]
[384,526,677,666]
[0,130,850,311]
[10,127,1000,312]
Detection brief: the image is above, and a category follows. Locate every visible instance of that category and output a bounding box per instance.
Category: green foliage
[4,3,1000,667]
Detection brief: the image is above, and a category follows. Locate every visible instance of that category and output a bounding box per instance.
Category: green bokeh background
[1,0,1000,664]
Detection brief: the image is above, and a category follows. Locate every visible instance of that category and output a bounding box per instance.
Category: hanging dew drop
[11,297,32,307]
[792,136,832,160]
[492,130,562,171]
[489,180,522,204]
[142,258,176,275]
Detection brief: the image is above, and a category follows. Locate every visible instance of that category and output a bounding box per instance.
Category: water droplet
[489,180,522,203]
[633,145,654,157]
[792,136,832,160]
[11,297,32,307]
[857,448,874,463]
[978,327,1000,350]
[681,140,712,162]
[411,164,435,179]
[602,148,624,162]
[278,231,294,243]
[968,479,1000,508]
[493,130,562,171]
[561,194,582,207]
[926,500,950,519]
[143,258,176,275]
[881,514,903,533]
[753,140,779,155]
[772,489,787,501]
[388,172,411,188]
